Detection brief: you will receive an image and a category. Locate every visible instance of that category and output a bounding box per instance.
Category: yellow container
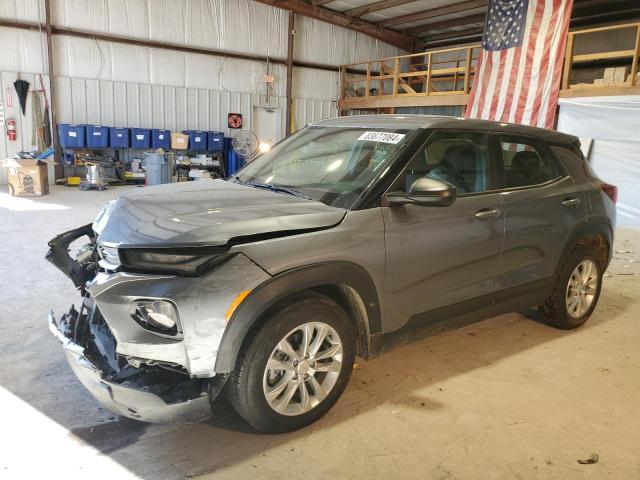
[66,176,81,186]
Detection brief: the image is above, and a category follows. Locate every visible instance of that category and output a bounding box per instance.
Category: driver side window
[402,132,491,195]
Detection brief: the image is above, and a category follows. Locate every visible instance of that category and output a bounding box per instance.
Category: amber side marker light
[225,290,251,322]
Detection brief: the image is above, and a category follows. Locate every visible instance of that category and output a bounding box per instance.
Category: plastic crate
[131,128,151,149]
[207,131,224,151]
[110,128,130,148]
[58,124,85,148]
[184,130,207,151]
[151,129,171,149]
[85,125,109,148]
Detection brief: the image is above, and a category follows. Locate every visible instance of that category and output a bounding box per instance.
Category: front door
[382,131,505,333]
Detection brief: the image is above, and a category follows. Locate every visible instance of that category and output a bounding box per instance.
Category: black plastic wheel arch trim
[213,261,382,373]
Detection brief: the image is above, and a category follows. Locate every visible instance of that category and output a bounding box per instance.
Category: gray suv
[48,115,617,433]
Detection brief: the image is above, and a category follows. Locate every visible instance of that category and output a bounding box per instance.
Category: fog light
[132,300,180,336]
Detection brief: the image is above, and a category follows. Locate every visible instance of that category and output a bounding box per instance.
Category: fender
[214,261,382,373]
[555,217,613,277]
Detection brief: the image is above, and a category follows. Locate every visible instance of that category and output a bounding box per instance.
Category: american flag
[465,0,573,129]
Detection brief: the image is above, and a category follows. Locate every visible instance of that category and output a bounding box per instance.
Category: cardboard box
[171,132,189,150]
[3,159,49,196]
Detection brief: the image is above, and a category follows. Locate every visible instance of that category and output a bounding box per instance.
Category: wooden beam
[559,85,640,97]
[379,0,487,27]
[285,12,294,136]
[630,25,640,86]
[253,0,414,50]
[345,0,417,19]
[405,13,486,36]
[338,93,469,109]
[311,0,334,5]
[562,33,574,90]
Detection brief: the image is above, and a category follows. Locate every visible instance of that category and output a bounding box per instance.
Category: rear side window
[499,137,561,188]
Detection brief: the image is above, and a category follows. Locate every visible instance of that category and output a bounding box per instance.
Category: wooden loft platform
[337,45,480,111]
[338,21,640,112]
[561,22,640,98]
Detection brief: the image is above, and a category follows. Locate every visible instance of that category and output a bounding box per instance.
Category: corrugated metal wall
[0,0,403,183]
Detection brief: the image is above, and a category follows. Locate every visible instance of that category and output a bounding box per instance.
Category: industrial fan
[231,130,259,159]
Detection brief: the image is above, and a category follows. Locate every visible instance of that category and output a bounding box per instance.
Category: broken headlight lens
[132,300,180,336]
[119,247,231,276]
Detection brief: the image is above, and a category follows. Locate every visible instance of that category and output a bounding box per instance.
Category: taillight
[601,183,617,204]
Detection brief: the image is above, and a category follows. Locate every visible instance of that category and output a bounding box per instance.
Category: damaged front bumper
[46,223,270,422]
[49,302,212,423]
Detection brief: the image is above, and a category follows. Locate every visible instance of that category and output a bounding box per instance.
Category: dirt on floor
[0,185,639,480]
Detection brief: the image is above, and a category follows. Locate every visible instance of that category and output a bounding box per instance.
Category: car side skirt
[380,277,554,355]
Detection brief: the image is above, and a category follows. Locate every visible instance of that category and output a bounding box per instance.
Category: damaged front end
[49,301,212,423]
[45,224,215,423]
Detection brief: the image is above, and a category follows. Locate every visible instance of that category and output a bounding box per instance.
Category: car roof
[310,114,578,145]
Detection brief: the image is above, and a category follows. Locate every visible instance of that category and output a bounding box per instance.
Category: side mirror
[383,177,457,207]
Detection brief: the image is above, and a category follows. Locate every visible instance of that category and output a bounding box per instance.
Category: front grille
[98,244,121,270]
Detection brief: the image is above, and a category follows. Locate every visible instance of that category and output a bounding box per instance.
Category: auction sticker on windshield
[357,131,406,144]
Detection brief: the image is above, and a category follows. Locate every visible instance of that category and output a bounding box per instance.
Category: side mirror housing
[383,177,457,207]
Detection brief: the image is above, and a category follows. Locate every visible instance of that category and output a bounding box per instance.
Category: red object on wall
[6,119,16,141]
[228,113,243,129]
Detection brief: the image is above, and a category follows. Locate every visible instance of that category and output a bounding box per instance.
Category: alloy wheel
[565,259,599,318]
[262,322,343,416]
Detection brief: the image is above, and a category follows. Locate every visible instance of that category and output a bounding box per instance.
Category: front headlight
[131,299,180,337]
[119,247,232,276]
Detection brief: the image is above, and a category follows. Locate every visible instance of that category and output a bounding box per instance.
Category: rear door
[382,130,505,333]
[495,135,587,298]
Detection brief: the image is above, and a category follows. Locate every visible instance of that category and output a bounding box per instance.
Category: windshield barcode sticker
[357,131,406,144]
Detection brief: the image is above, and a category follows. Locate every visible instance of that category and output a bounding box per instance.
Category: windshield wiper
[246,182,313,200]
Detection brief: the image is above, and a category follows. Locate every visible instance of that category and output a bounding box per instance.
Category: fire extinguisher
[6,119,16,141]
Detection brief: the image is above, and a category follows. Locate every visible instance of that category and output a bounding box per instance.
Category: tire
[541,244,604,330]
[225,293,356,433]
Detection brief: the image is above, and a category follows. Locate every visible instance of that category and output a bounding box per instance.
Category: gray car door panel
[382,194,505,332]
[381,130,506,333]
[498,178,586,290]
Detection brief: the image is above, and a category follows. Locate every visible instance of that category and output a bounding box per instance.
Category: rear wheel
[225,294,355,433]
[542,246,603,330]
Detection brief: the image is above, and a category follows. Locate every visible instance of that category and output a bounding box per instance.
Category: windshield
[234,126,413,208]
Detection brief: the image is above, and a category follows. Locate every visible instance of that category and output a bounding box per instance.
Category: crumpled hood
[95,180,346,247]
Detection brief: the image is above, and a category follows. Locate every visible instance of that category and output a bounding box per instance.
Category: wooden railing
[339,21,640,109]
[561,21,640,95]
[338,45,480,110]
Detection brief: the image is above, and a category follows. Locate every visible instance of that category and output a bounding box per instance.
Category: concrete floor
[1,185,639,480]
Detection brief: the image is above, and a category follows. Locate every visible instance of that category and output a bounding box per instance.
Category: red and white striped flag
[465,0,573,129]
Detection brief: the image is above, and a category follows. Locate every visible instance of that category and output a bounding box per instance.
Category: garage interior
[1,0,639,479]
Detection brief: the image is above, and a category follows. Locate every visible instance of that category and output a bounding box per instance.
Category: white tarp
[557,95,640,228]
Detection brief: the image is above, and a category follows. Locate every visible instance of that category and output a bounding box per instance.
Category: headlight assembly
[131,299,180,336]
[119,246,232,276]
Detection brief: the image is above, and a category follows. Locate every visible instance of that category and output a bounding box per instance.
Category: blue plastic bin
[86,125,109,148]
[184,130,207,151]
[207,131,224,151]
[151,129,171,149]
[110,128,130,148]
[58,124,85,148]
[131,128,151,149]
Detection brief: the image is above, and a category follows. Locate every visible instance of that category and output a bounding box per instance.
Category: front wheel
[541,246,603,330]
[225,294,355,433]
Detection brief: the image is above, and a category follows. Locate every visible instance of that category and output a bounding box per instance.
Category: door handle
[475,207,501,219]
[562,197,581,208]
